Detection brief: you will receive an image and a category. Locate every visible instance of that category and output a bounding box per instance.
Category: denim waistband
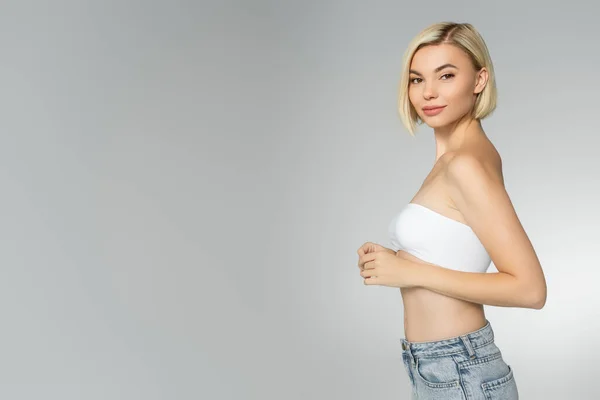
[400,319,495,358]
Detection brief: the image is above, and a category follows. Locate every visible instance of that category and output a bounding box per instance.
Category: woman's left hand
[359,250,420,288]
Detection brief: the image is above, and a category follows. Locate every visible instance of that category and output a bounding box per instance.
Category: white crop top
[388,203,492,273]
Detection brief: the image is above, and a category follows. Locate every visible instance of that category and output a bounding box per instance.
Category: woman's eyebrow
[409,63,459,76]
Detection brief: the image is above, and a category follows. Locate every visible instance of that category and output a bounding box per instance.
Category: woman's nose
[423,82,438,99]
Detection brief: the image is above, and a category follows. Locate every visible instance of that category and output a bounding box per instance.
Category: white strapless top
[388,203,492,273]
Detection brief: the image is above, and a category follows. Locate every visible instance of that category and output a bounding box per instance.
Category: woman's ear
[474,67,488,94]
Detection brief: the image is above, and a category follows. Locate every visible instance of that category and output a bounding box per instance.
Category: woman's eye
[441,73,454,80]
[410,77,421,84]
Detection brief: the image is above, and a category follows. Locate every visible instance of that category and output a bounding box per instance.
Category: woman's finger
[360,268,378,278]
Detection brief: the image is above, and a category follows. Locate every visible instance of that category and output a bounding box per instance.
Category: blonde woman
[357,22,546,399]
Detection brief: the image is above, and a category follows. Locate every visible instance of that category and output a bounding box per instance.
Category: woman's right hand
[357,242,395,271]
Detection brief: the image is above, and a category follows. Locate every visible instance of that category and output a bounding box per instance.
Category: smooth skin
[357,44,547,342]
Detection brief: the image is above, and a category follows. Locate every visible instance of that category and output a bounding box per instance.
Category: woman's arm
[361,154,547,309]
[406,257,543,309]
[413,153,547,309]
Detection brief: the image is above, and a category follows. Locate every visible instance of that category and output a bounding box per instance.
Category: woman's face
[408,44,487,129]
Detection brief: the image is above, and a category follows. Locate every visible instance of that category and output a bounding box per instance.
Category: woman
[356,22,547,399]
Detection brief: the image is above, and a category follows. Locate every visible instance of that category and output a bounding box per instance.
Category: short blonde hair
[398,22,497,136]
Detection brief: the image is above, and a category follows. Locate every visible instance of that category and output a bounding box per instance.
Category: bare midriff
[398,250,487,343]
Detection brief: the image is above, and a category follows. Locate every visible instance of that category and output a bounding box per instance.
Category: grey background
[0,0,597,399]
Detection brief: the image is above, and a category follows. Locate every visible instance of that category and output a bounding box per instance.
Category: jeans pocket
[413,356,462,389]
[482,365,518,399]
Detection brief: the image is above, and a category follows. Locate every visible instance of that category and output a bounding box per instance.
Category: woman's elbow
[526,285,547,310]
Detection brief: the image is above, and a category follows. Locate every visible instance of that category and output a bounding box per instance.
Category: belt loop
[460,335,476,359]
[409,345,416,366]
[401,339,416,366]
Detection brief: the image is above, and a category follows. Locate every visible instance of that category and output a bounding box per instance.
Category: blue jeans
[400,320,518,399]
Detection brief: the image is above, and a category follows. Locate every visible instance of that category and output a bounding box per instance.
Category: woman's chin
[421,120,446,129]
[420,116,455,129]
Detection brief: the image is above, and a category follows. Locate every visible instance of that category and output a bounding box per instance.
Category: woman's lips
[422,106,446,116]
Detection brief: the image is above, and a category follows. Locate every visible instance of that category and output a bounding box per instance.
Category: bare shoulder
[443,140,503,187]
